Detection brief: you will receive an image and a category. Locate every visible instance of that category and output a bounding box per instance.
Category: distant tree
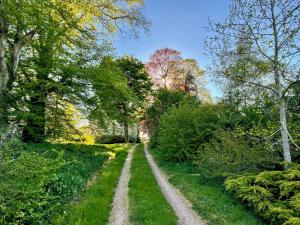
[206,0,300,162]
[116,56,152,143]
[146,49,209,101]
[146,48,182,89]
[179,59,211,102]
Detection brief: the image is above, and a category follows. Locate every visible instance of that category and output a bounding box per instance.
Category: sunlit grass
[149,146,265,225]
[53,144,133,225]
[129,144,178,225]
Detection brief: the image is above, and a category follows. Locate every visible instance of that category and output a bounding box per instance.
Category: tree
[0,0,149,127]
[87,56,133,135]
[145,49,209,100]
[206,0,300,162]
[180,59,210,102]
[146,48,182,89]
[116,56,152,143]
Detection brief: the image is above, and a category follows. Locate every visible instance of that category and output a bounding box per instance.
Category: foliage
[146,89,192,146]
[89,56,152,143]
[0,143,115,225]
[206,0,300,162]
[197,128,278,178]
[96,135,130,144]
[145,48,206,94]
[0,0,149,142]
[225,163,300,225]
[115,56,152,142]
[145,48,182,89]
[157,103,236,162]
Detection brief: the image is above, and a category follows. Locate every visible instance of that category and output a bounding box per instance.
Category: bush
[0,143,110,225]
[225,163,300,225]
[0,151,65,224]
[157,103,236,162]
[197,128,278,178]
[96,134,136,144]
[146,89,192,147]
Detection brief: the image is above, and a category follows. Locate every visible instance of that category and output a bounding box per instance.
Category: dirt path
[108,145,136,225]
[144,144,206,225]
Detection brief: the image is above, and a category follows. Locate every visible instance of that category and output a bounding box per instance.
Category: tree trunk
[112,122,115,136]
[279,102,291,162]
[0,27,9,125]
[124,121,129,143]
[22,93,46,143]
[136,122,139,143]
[270,2,291,163]
[163,77,167,89]
[274,68,291,162]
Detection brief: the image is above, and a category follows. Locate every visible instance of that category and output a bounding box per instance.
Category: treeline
[0,0,150,143]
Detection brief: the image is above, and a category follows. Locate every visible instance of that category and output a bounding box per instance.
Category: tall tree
[206,0,300,162]
[0,0,149,127]
[146,48,182,89]
[116,56,152,143]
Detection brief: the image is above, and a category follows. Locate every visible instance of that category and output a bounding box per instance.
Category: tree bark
[124,121,129,143]
[136,122,139,143]
[270,1,291,162]
[112,122,115,136]
[22,93,46,143]
[0,0,9,108]
[275,68,291,162]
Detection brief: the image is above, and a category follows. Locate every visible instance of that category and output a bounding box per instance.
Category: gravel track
[144,144,206,225]
[108,145,136,225]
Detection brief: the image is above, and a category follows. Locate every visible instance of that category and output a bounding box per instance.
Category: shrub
[0,143,110,225]
[158,103,236,162]
[225,163,300,225]
[96,134,136,144]
[146,89,192,147]
[0,151,65,225]
[197,127,278,178]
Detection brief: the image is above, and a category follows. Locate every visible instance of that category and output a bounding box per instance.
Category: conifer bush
[225,163,300,225]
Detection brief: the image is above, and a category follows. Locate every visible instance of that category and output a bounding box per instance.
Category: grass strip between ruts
[129,143,178,225]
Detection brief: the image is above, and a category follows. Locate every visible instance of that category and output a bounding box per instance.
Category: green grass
[129,144,178,225]
[54,144,133,225]
[149,146,265,225]
[54,145,132,225]
[2,142,127,225]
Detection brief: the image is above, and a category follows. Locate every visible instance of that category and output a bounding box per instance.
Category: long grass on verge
[54,144,133,225]
[129,144,178,225]
[149,147,265,225]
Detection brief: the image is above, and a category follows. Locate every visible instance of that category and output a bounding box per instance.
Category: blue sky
[113,0,231,100]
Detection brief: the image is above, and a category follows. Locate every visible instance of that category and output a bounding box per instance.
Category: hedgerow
[157,103,237,162]
[0,141,111,225]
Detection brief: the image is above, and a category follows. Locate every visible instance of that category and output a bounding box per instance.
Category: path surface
[108,145,136,225]
[144,144,206,225]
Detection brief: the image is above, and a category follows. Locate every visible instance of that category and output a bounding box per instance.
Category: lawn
[149,146,265,225]
[129,144,178,225]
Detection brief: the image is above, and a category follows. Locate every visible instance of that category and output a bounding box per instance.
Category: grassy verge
[54,144,133,225]
[1,143,126,225]
[149,146,264,225]
[129,144,178,225]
